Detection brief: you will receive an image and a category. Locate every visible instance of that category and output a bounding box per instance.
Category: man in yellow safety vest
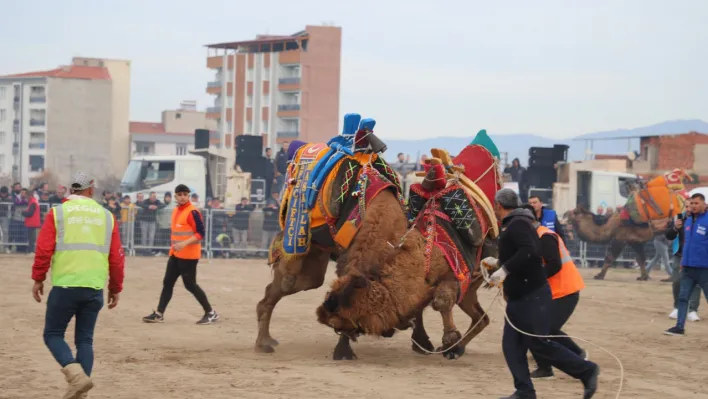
[31,172,125,399]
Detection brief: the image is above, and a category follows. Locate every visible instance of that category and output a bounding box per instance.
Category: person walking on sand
[142,184,219,325]
[32,172,125,399]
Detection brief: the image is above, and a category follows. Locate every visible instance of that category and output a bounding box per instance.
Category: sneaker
[579,349,589,360]
[530,367,554,379]
[142,311,164,323]
[660,278,672,282]
[664,326,685,336]
[688,311,700,322]
[669,308,678,319]
[197,311,219,325]
[582,364,600,399]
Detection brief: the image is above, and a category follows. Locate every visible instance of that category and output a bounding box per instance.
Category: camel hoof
[255,344,275,354]
[280,274,296,292]
[637,276,649,281]
[593,274,605,280]
[437,345,465,360]
[411,338,435,355]
[333,342,358,361]
[261,337,279,347]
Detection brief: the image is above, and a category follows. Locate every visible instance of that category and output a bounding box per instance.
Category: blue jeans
[44,287,104,375]
[676,267,708,329]
[646,236,672,276]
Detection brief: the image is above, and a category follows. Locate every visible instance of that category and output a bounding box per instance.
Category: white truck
[552,160,638,216]
[118,148,252,206]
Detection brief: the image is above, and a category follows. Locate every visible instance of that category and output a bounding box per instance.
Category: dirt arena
[1,255,708,399]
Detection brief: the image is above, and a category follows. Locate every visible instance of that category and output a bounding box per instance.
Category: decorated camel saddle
[407,129,502,303]
[623,168,690,228]
[270,113,404,262]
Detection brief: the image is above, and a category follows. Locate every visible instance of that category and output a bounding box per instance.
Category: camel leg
[432,280,464,360]
[255,249,330,354]
[410,309,435,355]
[454,280,490,350]
[631,242,650,281]
[333,334,358,361]
[594,240,626,280]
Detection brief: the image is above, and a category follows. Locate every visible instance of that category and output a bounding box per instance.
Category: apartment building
[0,62,115,187]
[130,103,219,156]
[205,25,341,151]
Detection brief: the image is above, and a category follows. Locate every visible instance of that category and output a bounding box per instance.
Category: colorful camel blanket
[279,143,403,257]
[624,170,688,224]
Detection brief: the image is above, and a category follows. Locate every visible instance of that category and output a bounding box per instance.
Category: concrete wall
[72,57,131,176]
[162,110,216,132]
[46,78,113,185]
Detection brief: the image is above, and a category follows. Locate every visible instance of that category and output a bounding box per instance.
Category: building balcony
[279,77,300,85]
[13,120,19,133]
[207,81,221,88]
[29,96,46,103]
[206,106,221,114]
[13,96,19,104]
[206,81,222,94]
[277,131,300,138]
[29,119,45,127]
[278,104,300,111]
[28,142,46,150]
[207,55,223,69]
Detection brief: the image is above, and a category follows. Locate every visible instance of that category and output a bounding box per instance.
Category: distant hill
[383,119,708,167]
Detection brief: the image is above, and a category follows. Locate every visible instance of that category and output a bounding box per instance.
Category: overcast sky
[2,0,706,139]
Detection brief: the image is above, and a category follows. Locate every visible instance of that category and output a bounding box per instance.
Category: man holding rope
[484,189,599,399]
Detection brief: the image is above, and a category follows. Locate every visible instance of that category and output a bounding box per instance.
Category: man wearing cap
[31,172,125,399]
[483,188,599,399]
[142,184,219,325]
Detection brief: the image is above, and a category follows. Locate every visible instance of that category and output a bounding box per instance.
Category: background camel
[566,205,668,280]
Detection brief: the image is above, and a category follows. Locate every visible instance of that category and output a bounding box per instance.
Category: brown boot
[61,363,93,399]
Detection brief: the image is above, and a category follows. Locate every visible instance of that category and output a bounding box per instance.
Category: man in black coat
[483,189,600,399]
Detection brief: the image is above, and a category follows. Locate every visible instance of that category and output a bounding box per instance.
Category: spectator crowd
[0,182,282,257]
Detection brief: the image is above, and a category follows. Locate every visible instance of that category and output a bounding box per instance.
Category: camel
[565,205,669,281]
[315,146,501,360]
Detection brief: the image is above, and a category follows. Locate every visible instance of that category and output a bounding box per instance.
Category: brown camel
[566,205,669,281]
[314,162,499,360]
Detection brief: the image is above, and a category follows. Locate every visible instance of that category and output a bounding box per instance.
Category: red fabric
[61,198,68,203]
[422,163,447,190]
[31,203,125,293]
[452,145,501,206]
[620,208,631,220]
[24,198,41,228]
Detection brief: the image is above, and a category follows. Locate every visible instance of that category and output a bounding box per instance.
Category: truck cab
[575,170,637,212]
[119,155,206,202]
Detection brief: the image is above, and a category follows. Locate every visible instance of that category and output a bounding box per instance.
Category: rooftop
[0,65,111,80]
[205,29,309,50]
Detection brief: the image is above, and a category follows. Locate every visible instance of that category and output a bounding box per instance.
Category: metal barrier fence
[0,202,664,269]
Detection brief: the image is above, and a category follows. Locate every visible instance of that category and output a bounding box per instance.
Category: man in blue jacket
[528,196,566,243]
[665,193,708,336]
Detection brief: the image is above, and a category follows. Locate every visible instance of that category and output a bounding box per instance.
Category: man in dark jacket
[274,143,288,194]
[485,189,599,399]
[504,158,525,183]
[264,147,276,198]
[136,192,164,255]
[666,202,702,321]
[230,197,255,258]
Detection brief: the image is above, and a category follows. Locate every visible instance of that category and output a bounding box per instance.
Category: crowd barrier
[0,203,660,268]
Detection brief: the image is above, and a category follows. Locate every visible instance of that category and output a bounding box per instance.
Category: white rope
[410,264,624,399]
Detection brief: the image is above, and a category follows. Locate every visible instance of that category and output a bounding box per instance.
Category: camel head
[316,267,403,338]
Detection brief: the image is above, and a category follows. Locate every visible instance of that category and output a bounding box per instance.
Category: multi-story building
[0,57,131,187]
[204,25,341,152]
[130,102,218,157]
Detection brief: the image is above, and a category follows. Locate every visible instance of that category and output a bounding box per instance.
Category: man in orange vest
[142,184,219,325]
[519,203,587,380]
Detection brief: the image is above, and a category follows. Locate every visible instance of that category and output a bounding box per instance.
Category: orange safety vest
[536,225,585,299]
[170,203,202,259]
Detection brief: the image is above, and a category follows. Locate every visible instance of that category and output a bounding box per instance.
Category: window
[176,144,187,155]
[175,112,182,119]
[246,68,253,82]
[29,155,44,172]
[0,154,4,172]
[0,87,6,100]
[246,121,252,133]
[263,67,270,81]
[227,96,233,107]
[227,69,234,82]
[247,95,253,107]
[29,132,45,149]
[227,121,233,133]
[262,94,270,105]
[134,141,155,155]
[0,109,6,122]
[262,120,269,133]
[0,131,5,145]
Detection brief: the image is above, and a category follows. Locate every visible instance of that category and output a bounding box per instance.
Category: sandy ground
[1,255,708,399]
